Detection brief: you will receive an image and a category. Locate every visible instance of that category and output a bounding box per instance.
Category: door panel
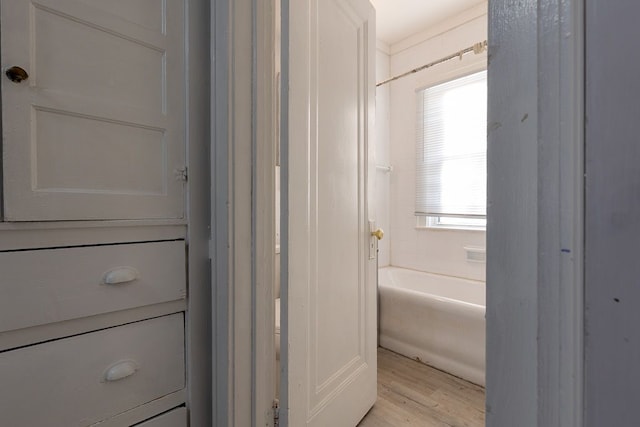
[1,0,185,220]
[285,0,376,425]
[315,0,361,388]
[35,110,166,194]
[80,0,166,33]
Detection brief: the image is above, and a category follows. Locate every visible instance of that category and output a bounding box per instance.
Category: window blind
[415,70,487,218]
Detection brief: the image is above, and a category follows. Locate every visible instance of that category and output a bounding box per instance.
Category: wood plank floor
[358,348,485,427]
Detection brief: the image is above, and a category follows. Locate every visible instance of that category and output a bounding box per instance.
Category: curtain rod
[376,40,488,88]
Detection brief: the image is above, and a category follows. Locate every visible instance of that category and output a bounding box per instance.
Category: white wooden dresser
[0,1,209,426]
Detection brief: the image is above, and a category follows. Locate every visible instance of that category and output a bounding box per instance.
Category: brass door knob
[6,66,29,83]
[371,228,384,240]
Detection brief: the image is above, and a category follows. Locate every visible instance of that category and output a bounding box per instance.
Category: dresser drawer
[137,407,187,427]
[0,240,185,333]
[0,314,185,427]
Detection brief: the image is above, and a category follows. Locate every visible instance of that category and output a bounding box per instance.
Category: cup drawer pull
[104,360,138,382]
[102,267,139,285]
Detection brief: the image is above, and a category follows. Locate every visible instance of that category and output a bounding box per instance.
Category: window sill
[415,225,486,233]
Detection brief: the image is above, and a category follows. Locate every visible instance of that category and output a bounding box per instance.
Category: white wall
[387,10,488,282]
[375,46,391,267]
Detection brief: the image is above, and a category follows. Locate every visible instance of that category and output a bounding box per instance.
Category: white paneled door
[1,0,185,221]
[285,0,377,425]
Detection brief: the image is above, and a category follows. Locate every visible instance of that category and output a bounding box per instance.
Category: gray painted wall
[586,2,640,425]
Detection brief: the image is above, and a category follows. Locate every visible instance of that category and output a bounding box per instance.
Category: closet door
[1,0,185,221]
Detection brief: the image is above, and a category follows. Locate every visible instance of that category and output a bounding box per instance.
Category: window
[415,70,487,229]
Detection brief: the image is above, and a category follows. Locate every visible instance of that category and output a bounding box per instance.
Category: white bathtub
[378,267,486,386]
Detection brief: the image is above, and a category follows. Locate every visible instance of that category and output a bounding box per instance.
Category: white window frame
[415,69,488,231]
[416,214,487,231]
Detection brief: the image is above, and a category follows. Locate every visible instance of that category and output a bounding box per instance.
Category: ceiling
[369,0,487,46]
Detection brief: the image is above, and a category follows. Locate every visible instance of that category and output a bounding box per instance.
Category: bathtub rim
[377,266,486,309]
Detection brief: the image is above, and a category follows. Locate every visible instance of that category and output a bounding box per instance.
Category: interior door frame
[213,0,586,425]
[211,0,276,426]
[185,0,212,425]
[487,0,585,425]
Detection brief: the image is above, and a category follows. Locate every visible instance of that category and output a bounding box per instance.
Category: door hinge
[273,400,280,427]
[175,166,188,182]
